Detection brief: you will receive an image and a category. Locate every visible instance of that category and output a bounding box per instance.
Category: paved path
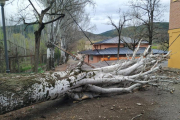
[53,59,79,72]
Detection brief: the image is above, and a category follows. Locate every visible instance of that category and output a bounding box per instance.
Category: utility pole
[0,0,10,73]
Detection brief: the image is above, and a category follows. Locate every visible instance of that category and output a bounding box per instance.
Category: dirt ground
[0,61,180,120]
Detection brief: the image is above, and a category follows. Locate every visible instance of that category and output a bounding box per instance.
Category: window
[108,55,110,59]
[89,55,93,61]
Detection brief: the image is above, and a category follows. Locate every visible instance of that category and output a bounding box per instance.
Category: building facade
[80,36,166,63]
[168,0,180,68]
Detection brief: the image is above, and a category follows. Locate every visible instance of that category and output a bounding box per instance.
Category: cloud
[86,0,170,34]
[1,0,170,34]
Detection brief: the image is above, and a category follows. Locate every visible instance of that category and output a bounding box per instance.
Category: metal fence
[0,40,47,73]
[7,40,34,56]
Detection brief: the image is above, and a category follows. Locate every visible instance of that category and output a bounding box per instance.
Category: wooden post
[16,48,20,73]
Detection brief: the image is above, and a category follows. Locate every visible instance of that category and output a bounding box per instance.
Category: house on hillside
[168,0,180,69]
[79,36,166,63]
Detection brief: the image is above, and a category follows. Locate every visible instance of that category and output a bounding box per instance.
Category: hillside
[79,31,111,42]
[98,22,169,37]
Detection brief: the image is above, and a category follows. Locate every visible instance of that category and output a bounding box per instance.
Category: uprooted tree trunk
[0,45,173,114]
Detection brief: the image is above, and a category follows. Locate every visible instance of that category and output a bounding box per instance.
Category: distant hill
[98,22,169,37]
[98,29,117,37]
[79,31,111,42]
[155,22,169,30]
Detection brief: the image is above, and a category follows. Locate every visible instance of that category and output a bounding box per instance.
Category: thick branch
[44,14,65,25]
[86,84,141,94]
[28,0,40,17]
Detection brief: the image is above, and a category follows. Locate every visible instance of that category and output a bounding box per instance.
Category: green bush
[38,67,44,73]
[38,63,45,66]
[157,44,168,51]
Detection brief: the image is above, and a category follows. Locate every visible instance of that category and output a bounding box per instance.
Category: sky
[85,0,170,34]
[1,0,170,34]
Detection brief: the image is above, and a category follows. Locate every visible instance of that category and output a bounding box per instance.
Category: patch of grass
[21,65,32,72]
[20,62,46,73]
[152,46,158,49]
[72,51,76,54]
[152,44,168,51]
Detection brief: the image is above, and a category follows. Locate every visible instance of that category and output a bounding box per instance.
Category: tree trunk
[47,47,51,70]
[47,22,55,71]
[51,48,55,69]
[117,34,121,60]
[149,36,152,52]
[148,11,154,53]
[34,23,45,73]
[65,53,69,63]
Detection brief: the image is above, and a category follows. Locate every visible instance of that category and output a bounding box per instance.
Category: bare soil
[0,62,180,120]
[0,91,153,120]
[1,83,180,120]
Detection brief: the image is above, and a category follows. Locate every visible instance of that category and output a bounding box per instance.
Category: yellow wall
[168,28,180,68]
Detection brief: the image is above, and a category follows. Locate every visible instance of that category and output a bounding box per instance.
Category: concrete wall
[84,55,127,63]
[84,55,102,64]
[135,44,149,47]
[168,29,180,68]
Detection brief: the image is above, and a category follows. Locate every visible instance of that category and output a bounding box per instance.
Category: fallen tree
[0,45,174,114]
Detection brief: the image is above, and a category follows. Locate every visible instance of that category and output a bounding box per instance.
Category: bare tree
[77,39,86,51]
[59,3,95,64]
[46,2,62,71]
[108,9,131,60]
[15,0,93,72]
[155,30,169,51]
[18,0,65,72]
[129,0,164,52]
[122,19,145,51]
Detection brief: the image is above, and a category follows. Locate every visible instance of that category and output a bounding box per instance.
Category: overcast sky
[85,0,170,34]
[1,0,170,34]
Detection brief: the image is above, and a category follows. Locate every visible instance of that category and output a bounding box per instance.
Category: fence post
[16,48,20,73]
[9,58,11,72]
[1,4,10,73]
